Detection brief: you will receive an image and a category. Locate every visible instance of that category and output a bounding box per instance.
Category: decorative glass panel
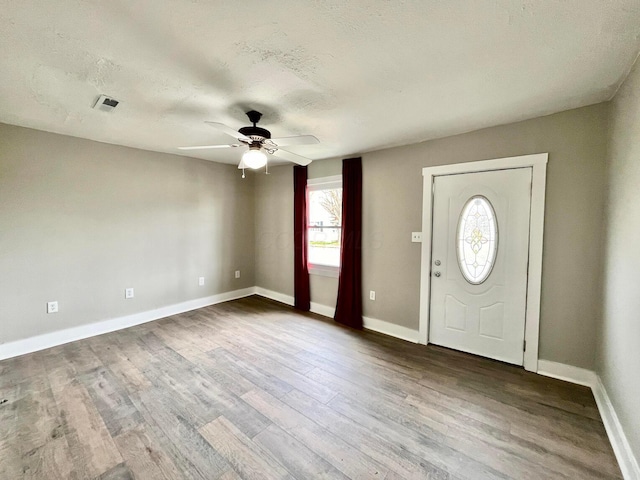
[456,196,498,284]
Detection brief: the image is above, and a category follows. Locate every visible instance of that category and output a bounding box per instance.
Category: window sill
[308,264,339,278]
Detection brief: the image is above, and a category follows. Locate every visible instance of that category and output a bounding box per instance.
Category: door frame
[418,153,548,372]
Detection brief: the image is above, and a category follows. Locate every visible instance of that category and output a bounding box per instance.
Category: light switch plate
[411,232,423,242]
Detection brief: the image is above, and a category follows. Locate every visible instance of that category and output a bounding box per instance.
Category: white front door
[429,168,532,365]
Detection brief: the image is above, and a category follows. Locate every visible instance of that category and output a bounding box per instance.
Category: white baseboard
[310,302,335,318]
[536,359,597,387]
[592,376,640,480]
[252,288,420,343]
[363,316,420,343]
[0,287,255,361]
[252,287,335,318]
[537,360,638,479]
[253,287,295,307]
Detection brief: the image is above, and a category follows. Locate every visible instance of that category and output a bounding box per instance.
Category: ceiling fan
[178,110,319,175]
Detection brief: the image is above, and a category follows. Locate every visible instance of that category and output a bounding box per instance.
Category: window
[307,175,342,276]
[456,195,498,284]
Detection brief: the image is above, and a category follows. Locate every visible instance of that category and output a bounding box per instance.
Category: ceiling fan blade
[271,148,312,166]
[178,144,241,151]
[270,135,319,146]
[204,121,252,142]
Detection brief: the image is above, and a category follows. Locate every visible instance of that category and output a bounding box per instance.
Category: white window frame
[307,175,342,278]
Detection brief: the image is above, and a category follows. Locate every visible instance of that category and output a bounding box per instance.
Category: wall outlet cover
[411,232,423,242]
[198,277,205,286]
[47,301,59,313]
[125,288,134,299]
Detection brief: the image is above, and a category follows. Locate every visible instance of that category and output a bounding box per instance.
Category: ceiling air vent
[93,95,119,112]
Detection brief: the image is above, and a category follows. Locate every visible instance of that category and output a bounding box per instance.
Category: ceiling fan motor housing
[238,125,271,139]
[239,110,271,140]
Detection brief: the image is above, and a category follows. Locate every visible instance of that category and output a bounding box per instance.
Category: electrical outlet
[235,270,240,279]
[47,301,59,313]
[411,232,423,242]
[369,290,376,301]
[198,276,205,286]
[125,288,134,299]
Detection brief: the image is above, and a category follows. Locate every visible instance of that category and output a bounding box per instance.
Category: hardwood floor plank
[216,471,242,480]
[296,349,413,400]
[199,416,293,480]
[87,336,152,394]
[177,347,256,397]
[113,337,157,372]
[78,367,142,438]
[306,366,450,436]
[406,390,617,475]
[96,462,134,480]
[5,436,75,480]
[143,346,272,436]
[62,342,103,375]
[217,337,337,403]
[281,388,462,480]
[113,426,183,480]
[0,386,61,457]
[326,392,487,478]
[509,422,621,475]
[416,372,610,444]
[206,348,294,399]
[254,423,351,479]
[242,388,388,480]
[52,380,122,478]
[130,391,231,480]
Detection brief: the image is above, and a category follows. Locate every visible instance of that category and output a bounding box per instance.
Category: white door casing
[419,153,548,372]
[429,168,531,365]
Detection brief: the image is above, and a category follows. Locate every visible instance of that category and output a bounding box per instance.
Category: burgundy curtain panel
[293,165,311,311]
[334,157,364,329]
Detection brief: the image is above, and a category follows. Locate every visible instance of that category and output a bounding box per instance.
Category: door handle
[434,271,441,277]
[435,260,441,266]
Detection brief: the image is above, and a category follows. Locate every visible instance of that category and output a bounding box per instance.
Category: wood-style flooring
[0,296,621,479]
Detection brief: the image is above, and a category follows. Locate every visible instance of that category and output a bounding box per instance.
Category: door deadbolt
[434,260,441,266]
[434,271,441,277]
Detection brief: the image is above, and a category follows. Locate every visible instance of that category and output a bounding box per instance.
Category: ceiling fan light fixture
[242,146,267,169]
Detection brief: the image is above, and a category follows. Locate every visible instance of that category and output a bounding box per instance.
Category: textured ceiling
[1,0,640,165]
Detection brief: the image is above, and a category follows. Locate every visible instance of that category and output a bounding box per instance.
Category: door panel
[429,168,532,365]
[479,302,505,339]
[444,295,467,331]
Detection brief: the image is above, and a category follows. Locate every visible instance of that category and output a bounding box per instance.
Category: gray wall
[255,103,609,369]
[255,165,294,295]
[254,159,343,307]
[599,58,640,459]
[0,123,255,344]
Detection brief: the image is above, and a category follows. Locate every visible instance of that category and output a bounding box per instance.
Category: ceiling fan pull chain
[265,160,269,175]
[242,168,245,179]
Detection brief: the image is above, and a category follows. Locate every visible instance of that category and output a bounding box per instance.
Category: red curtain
[293,166,311,311]
[334,157,363,329]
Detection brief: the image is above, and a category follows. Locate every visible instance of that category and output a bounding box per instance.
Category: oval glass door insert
[456,196,498,284]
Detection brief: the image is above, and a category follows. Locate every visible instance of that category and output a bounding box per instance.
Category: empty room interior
[1,1,640,479]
